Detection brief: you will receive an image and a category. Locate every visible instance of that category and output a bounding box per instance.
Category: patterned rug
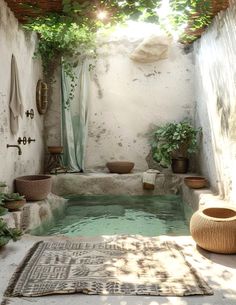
[5,236,213,297]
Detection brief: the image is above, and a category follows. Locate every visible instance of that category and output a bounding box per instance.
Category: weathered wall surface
[194,1,236,202]
[44,68,62,147]
[85,38,195,171]
[0,0,44,189]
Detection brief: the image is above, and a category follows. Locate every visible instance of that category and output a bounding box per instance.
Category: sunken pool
[32,195,193,237]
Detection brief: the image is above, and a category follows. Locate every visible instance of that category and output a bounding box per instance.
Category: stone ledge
[180,180,235,211]
[1,193,67,231]
[52,172,182,196]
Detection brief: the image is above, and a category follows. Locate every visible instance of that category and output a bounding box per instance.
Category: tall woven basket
[190,207,236,254]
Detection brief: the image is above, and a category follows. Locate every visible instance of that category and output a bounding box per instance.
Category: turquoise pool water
[32,195,193,237]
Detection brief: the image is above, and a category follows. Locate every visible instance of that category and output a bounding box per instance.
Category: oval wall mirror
[36,80,48,114]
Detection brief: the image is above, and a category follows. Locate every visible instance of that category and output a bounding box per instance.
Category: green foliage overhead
[151,121,202,167]
[20,0,215,106]
[22,0,215,68]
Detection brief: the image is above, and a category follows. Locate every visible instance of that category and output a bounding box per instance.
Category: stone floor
[0,234,236,305]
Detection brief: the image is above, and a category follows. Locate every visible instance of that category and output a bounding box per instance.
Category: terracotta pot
[106,161,135,174]
[171,158,189,173]
[48,146,63,154]
[4,199,26,211]
[15,175,52,201]
[184,176,207,189]
[190,207,236,253]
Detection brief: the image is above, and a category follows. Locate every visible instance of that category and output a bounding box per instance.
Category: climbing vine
[20,0,218,106]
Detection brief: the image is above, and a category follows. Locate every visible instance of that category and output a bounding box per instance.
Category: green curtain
[61,60,90,172]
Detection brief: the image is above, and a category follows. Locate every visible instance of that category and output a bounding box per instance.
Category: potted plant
[151,121,201,173]
[2,193,26,212]
[0,219,22,247]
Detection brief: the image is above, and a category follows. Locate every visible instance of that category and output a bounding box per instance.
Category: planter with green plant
[2,193,26,212]
[0,219,22,248]
[151,121,201,173]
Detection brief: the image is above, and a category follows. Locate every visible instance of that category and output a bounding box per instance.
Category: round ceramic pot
[4,199,26,211]
[15,175,52,201]
[171,158,189,173]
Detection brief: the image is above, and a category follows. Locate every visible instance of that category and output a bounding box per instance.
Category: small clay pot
[171,158,189,173]
[106,161,135,174]
[184,176,207,189]
[4,199,26,211]
[48,146,63,154]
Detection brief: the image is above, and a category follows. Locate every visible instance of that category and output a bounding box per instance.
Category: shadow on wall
[195,42,236,200]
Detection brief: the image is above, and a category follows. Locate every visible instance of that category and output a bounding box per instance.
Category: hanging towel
[143,169,160,190]
[9,54,24,135]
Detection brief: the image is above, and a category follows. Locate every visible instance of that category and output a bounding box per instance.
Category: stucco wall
[0,0,44,190]
[85,37,195,171]
[194,1,236,203]
[44,68,62,147]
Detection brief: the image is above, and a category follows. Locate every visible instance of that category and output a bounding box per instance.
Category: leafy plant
[2,193,25,202]
[0,182,7,187]
[0,219,22,247]
[0,206,8,217]
[151,121,201,167]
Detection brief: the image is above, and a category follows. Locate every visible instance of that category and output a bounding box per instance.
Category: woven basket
[190,207,236,254]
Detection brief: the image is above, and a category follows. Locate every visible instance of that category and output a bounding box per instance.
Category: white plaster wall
[85,38,195,170]
[194,0,236,203]
[0,0,44,189]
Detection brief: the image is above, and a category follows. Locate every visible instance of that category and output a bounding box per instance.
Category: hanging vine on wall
[20,0,218,107]
[24,14,97,108]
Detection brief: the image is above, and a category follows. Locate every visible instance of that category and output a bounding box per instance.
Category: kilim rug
[5,236,213,297]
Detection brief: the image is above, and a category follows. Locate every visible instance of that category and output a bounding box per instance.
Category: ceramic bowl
[184,176,207,189]
[48,146,63,154]
[106,161,135,174]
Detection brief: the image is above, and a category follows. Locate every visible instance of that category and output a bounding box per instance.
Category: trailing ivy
[24,15,97,107]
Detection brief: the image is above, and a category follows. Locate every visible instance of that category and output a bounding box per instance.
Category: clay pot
[48,146,63,154]
[106,161,135,174]
[184,176,207,189]
[171,158,189,173]
[15,175,52,201]
[4,199,26,211]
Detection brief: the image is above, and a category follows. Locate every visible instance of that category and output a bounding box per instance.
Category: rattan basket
[190,207,236,254]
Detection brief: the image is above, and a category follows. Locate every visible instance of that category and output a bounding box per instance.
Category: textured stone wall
[194,0,236,203]
[0,0,44,189]
[85,37,195,171]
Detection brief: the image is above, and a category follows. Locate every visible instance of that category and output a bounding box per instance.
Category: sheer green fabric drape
[61,60,90,172]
